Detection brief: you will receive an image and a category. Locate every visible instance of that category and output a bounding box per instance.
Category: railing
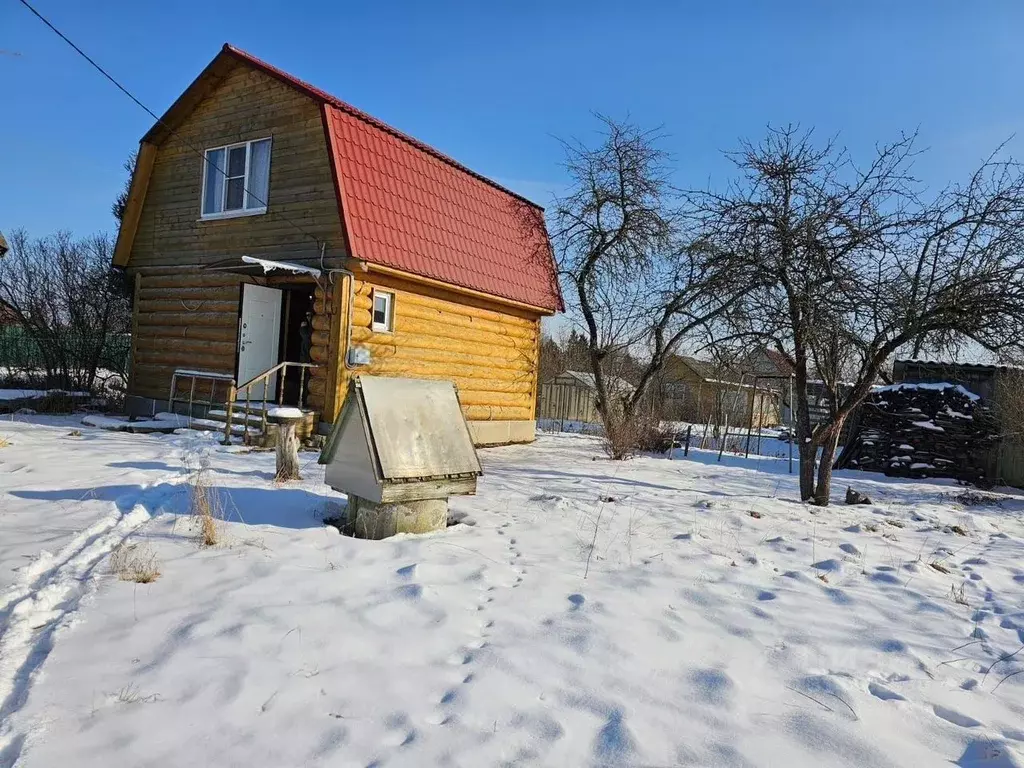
[168,369,236,429]
[224,361,318,445]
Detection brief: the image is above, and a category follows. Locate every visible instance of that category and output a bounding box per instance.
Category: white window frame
[199,137,272,221]
[371,289,395,333]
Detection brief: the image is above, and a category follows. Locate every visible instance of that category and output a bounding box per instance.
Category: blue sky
[3,0,1023,240]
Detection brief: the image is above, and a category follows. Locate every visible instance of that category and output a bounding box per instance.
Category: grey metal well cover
[358,376,482,480]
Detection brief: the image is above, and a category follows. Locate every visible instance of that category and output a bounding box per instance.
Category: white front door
[237,284,283,401]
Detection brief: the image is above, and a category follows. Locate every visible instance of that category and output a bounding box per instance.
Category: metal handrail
[224,361,318,445]
[168,369,236,430]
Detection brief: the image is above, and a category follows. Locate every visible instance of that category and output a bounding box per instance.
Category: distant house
[537,369,635,425]
[113,44,562,446]
[661,355,780,428]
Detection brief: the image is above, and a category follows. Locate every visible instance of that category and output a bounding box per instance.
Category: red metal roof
[223,45,562,313]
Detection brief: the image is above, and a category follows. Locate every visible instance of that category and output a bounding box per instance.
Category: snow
[899,444,916,451]
[266,406,305,419]
[240,255,321,277]
[945,407,973,420]
[875,382,982,401]
[0,389,89,402]
[2,419,1024,766]
[913,419,946,432]
[81,414,177,433]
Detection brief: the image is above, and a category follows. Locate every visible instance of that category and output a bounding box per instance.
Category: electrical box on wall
[347,346,371,366]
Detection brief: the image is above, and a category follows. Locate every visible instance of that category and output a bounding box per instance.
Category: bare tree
[0,230,131,390]
[694,126,1024,504]
[552,116,748,457]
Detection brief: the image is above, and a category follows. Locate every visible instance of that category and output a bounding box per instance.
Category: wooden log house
[113,44,562,445]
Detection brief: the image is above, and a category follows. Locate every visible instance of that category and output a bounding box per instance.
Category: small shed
[537,369,635,426]
[319,376,482,537]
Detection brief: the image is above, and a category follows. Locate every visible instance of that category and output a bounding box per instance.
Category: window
[201,138,271,219]
[372,290,394,332]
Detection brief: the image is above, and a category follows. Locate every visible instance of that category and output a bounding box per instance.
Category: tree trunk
[798,442,816,501]
[812,419,845,506]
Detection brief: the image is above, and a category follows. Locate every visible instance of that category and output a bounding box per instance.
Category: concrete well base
[351,495,449,539]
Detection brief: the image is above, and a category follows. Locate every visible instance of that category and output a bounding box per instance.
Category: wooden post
[275,417,302,481]
[701,416,712,450]
[222,383,236,445]
[684,424,692,456]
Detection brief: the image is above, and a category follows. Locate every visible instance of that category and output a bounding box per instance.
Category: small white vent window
[372,290,394,332]
[201,138,271,219]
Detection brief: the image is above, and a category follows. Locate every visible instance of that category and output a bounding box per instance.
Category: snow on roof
[874,382,980,401]
[240,256,321,277]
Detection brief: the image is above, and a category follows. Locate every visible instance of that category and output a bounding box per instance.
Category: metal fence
[537,381,601,427]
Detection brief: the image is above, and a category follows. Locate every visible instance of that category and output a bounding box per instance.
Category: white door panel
[237,284,282,401]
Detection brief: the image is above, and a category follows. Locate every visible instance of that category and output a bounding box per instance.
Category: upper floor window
[201,138,271,219]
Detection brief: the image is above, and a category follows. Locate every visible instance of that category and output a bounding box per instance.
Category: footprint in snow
[933,704,983,728]
[839,543,861,556]
[567,593,585,610]
[868,682,906,701]
[396,564,417,579]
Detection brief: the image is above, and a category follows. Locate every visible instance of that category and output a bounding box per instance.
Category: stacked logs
[836,383,997,484]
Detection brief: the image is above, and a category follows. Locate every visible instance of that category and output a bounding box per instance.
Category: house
[537,369,635,425]
[660,355,780,428]
[113,44,562,446]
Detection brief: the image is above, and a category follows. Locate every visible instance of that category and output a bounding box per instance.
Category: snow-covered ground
[1,416,1024,767]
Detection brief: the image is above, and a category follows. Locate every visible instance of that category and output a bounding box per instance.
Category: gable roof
[672,355,722,383]
[760,348,796,377]
[557,369,634,395]
[117,44,562,313]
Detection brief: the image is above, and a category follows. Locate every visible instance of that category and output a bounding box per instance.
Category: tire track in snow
[0,482,179,766]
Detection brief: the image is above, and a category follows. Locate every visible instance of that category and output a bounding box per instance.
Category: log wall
[130,269,246,401]
[321,270,542,424]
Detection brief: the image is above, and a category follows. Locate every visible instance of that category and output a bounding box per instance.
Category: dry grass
[115,682,160,704]
[0,437,10,449]
[950,581,969,606]
[189,467,223,546]
[109,542,161,583]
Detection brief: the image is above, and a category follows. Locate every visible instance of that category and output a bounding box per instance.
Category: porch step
[206,408,269,428]
[153,412,259,437]
[206,406,318,442]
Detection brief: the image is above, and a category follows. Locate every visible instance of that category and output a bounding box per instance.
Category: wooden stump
[274,418,302,482]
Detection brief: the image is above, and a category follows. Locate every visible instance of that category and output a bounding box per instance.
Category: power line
[17,0,323,249]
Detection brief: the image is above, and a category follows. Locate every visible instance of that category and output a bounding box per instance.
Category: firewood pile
[835,383,998,485]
